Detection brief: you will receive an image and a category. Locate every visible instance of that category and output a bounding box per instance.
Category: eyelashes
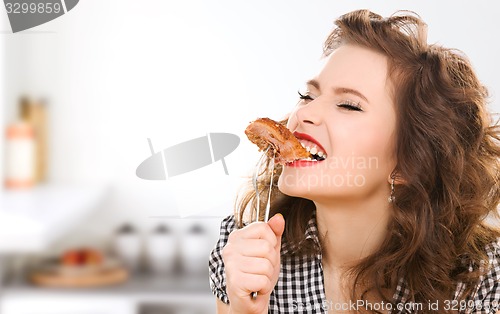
[337,100,363,112]
[297,91,314,101]
[297,90,363,112]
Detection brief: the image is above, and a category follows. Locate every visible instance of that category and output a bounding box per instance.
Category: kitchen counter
[0,272,214,314]
[0,184,107,253]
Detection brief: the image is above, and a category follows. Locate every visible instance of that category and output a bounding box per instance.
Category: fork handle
[251,151,275,300]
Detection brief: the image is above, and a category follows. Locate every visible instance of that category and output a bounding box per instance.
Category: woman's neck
[315,194,391,269]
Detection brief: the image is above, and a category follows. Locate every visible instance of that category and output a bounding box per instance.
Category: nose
[294,99,324,126]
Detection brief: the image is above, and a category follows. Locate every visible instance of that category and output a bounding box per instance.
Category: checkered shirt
[209,214,500,313]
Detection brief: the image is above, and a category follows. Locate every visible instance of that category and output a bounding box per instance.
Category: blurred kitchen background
[0,1,499,313]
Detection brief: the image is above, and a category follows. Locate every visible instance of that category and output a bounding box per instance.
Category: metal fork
[252,146,268,223]
[251,147,275,300]
[252,146,275,223]
[263,152,275,222]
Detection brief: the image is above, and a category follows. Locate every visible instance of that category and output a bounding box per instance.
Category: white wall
[2,1,500,239]
[0,15,4,186]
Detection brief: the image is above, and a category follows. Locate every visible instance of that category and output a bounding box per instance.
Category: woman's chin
[277,178,315,199]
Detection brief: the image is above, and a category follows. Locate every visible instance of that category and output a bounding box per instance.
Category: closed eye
[297,91,314,101]
[337,101,363,112]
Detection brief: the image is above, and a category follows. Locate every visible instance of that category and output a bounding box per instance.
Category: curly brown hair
[236,9,500,313]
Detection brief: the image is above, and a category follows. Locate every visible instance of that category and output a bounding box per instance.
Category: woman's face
[278,44,397,204]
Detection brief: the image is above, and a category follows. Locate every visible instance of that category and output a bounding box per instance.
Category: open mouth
[298,141,327,162]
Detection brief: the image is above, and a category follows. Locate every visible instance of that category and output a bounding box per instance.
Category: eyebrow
[306,79,369,103]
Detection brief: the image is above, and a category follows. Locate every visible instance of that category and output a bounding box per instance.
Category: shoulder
[220,214,238,234]
[485,237,500,262]
[208,215,238,304]
[478,237,500,282]
[481,237,500,281]
[468,238,500,311]
[214,215,238,245]
[210,214,238,260]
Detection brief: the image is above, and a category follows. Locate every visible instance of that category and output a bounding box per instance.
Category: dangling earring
[388,177,395,203]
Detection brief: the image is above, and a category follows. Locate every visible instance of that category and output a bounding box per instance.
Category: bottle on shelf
[4,121,35,189]
[3,96,49,189]
[20,97,48,183]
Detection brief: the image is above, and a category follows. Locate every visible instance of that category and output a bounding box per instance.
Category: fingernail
[273,213,284,220]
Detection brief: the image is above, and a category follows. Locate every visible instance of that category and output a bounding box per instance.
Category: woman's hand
[222,214,285,314]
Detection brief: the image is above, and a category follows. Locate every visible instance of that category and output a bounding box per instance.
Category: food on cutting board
[245,117,312,164]
[61,247,104,267]
[30,247,127,288]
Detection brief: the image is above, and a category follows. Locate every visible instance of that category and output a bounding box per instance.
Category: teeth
[299,140,327,158]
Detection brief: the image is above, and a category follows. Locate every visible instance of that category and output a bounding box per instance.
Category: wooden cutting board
[29,260,129,288]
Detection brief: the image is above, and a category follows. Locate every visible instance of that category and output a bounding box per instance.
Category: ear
[388,172,407,185]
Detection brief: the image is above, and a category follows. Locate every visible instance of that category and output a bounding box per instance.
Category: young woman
[209,9,500,314]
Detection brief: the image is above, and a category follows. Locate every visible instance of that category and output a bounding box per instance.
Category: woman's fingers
[227,272,274,297]
[239,256,275,277]
[231,222,278,247]
[221,214,285,313]
[223,244,277,280]
[238,239,279,263]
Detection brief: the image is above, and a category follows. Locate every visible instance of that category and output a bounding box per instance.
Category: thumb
[267,213,285,240]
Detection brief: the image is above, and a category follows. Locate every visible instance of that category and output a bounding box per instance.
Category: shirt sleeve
[469,239,500,314]
[208,215,238,304]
